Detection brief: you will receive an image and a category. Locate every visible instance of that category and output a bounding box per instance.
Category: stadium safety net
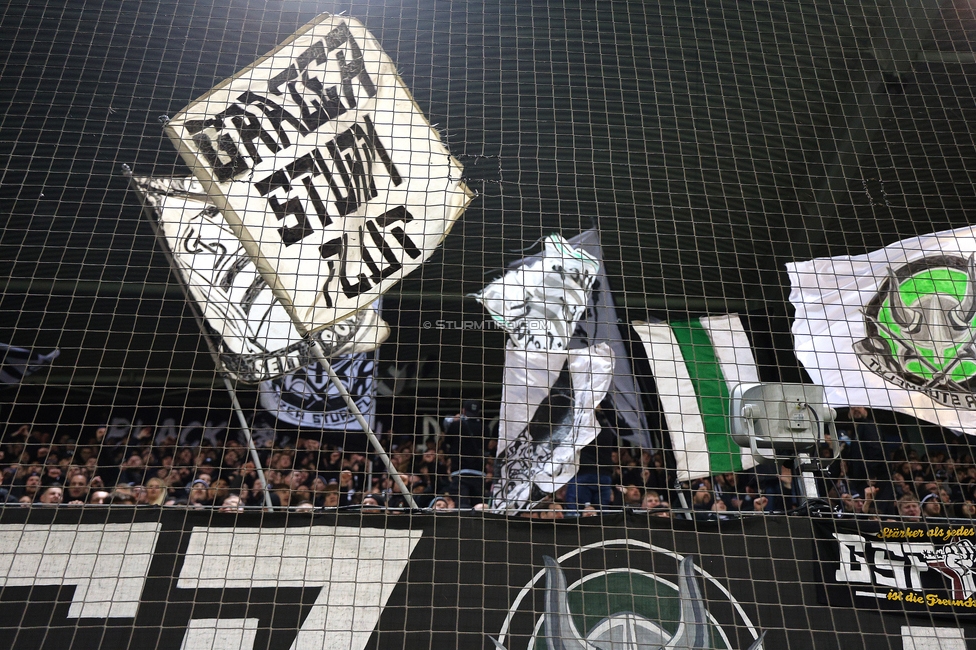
[1,0,976,648]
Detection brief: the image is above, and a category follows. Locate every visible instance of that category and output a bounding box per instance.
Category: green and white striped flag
[633,315,759,482]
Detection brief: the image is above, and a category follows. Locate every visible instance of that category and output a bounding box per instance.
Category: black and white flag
[164,13,472,333]
[491,343,614,514]
[131,175,389,383]
[0,343,59,385]
[509,229,651,447]
[259,353,376,431]
[476,233,600,351]
[788,225,976,434]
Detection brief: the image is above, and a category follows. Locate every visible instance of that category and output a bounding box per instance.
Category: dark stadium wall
[2,508,976,649]
[0,0,974,419]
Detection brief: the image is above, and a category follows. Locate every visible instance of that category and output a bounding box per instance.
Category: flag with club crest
[491,343,614,513]
[132,174,389,383]
[525,229,651,448]
[788,225,976,436]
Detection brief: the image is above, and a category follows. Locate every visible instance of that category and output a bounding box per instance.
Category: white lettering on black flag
[165,14,473,333]
[132,175,389,383]
[259,353,376,430]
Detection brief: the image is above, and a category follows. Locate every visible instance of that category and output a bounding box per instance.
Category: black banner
[1,510,975,650]
[816,518,976,619]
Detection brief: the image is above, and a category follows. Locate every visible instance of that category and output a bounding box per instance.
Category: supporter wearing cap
[921,492,946,518]
[187,478,212,507]
[430,495,455,511]
[360,493,386,513]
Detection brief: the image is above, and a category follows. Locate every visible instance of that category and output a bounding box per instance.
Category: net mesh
[1,0,976,648]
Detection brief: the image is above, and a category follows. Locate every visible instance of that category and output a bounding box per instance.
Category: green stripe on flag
[670,320,743,474]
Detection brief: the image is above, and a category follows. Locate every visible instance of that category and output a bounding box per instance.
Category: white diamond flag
[164,13,473,333]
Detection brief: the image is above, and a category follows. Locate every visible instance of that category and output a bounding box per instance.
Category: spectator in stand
[42,464,63,487]
[640,490,671,518]
[117,453,147,487]
[108,490,136,505]
[309,475,328,505]
[320,448,343,482]
[843,407,888,484]
[337,470,358,507]
[921,492,947,518]
[761,461,802,513]
[14,473,42,502]
[38,485,62,505]
[219,494,243,513]
[361,493,385,512]
[431,495,455,510]
[441,401,488,507]
[690,479,729,520]
[209,478,232,507]
[0,466,15,503]
[64,474,89,505]
[538,502,565,520]
[640,450,669,494]
[619,483,644,509]
[897,494,922,521]
[617,445,642,487]
[958,498,976,518]
[860,485,884,520]
[244,478,269,509]
[187,478,212,508]
[145,477,168,506]
[321,484,341,508]
[441,401,488,473]
[564,404,617,511]
[838,489,865,516]
[271,480,291,509]
[938,485,955,514]
[713,473,742,511]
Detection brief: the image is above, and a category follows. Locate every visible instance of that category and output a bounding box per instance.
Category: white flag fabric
[259,353,376,431]
[787,225,976,435]
[165,13,472,333]
[476,234,600,351]
[132,175,388,382]
[633,316,759,483]
[491,342,613,514]
[535,229,652,447]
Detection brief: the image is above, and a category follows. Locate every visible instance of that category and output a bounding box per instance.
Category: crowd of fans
[1,401,973,521]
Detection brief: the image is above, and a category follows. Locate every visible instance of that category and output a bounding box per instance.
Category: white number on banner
[176,525,422,650]
[0,523,161,619]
